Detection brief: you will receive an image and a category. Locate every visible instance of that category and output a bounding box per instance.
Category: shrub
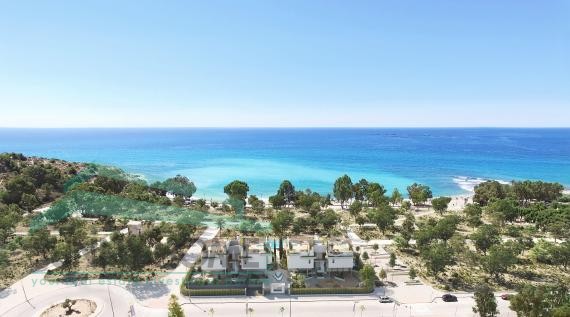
[291,286,373,295]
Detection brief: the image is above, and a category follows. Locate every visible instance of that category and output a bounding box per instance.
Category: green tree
[348,200,363,219]
[0,204,22,244]
[473,283,498,317]
[319,209,340,234]
[486,199,519,225]
[509,284,565,317]
[20,193,40,212]
[58,218,88,249]
[464,204,483,228]
[125,235,153,273]
[3,175,36,205]
[420,242,453,276]
[223,180,249,202]
[401,212,416,242]
[271,210,294,260]
[431,197,452,214]
[401,200,412,211]
[473,181,507,206]
[268,194,286,209]
[333,174,353,208]
[366,182,387,207]
[553,241,570,269]
[353,179,369,202]
[406,183,432,206]
[483,244,517,278]
[54,241,80,271]
[154,243,171,265]
[359,264,376,287]
[168,294,185,317]
[24,228,57,259]
[93,241,116,270]
[277,180,296,206]
[362,251,369,261]
[471,225,501,255]
[390,188,403,206]
[434,215,460,242]
[153,175,197,198]
[367,205,396,234]
[379,268,387,282]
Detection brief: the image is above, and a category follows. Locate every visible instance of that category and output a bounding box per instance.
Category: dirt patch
[40,299,97,317]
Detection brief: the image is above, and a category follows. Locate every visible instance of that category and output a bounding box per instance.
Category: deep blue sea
[0,128,569,199]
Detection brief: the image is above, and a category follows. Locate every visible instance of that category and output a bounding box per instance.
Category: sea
[0,128,569,199]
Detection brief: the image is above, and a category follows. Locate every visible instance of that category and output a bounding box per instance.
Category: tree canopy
[333,174,353,208]
[407,183,432,206]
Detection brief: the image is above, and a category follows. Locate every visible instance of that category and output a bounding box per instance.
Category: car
[442,294,458,302]
[501,294,511,300]
[379,296,393,303]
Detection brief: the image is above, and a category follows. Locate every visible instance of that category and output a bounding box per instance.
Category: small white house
[200,238,273,273]
[241,242,272,271]
[127,220,143,235]
[287,238,355,274]
[201,242,227,272]
[327,241,354,272]
[287,241,315,272]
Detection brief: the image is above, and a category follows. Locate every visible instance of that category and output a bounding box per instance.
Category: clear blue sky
[0,1,568,127]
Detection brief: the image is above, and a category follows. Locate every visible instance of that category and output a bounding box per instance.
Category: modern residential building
[200,238,273,274]
[326,240,354,272]
[287,237,354,274]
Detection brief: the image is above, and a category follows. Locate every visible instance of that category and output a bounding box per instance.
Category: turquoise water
[1,128,569,199]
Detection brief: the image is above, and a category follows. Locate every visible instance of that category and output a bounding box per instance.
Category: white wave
[453,176,509,193]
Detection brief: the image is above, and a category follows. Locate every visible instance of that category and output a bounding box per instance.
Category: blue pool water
[1,128,569,199]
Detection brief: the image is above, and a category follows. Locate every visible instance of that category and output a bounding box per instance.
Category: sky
[0,1,569,128]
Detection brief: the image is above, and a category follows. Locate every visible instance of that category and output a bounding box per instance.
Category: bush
[504,225,522,238]
[184,288,244,296]
[291,286,373,295]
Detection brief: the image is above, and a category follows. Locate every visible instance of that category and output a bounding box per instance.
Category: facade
[201,241,228,272]
[326,241,353,272]
[200,238,273,273]
[287,237,354,274]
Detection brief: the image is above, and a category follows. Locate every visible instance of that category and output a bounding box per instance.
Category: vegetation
[168,295,185,317]
[333,174,353,208]
[431,196,451,214]
[223,180,250,202]
[291,286,373,295]
[473,283,498,317]
[509,283,570,317]
[152,175,196,198]
[406,183,432,206]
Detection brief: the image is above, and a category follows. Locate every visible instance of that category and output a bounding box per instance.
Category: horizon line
[1,126,570,129]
